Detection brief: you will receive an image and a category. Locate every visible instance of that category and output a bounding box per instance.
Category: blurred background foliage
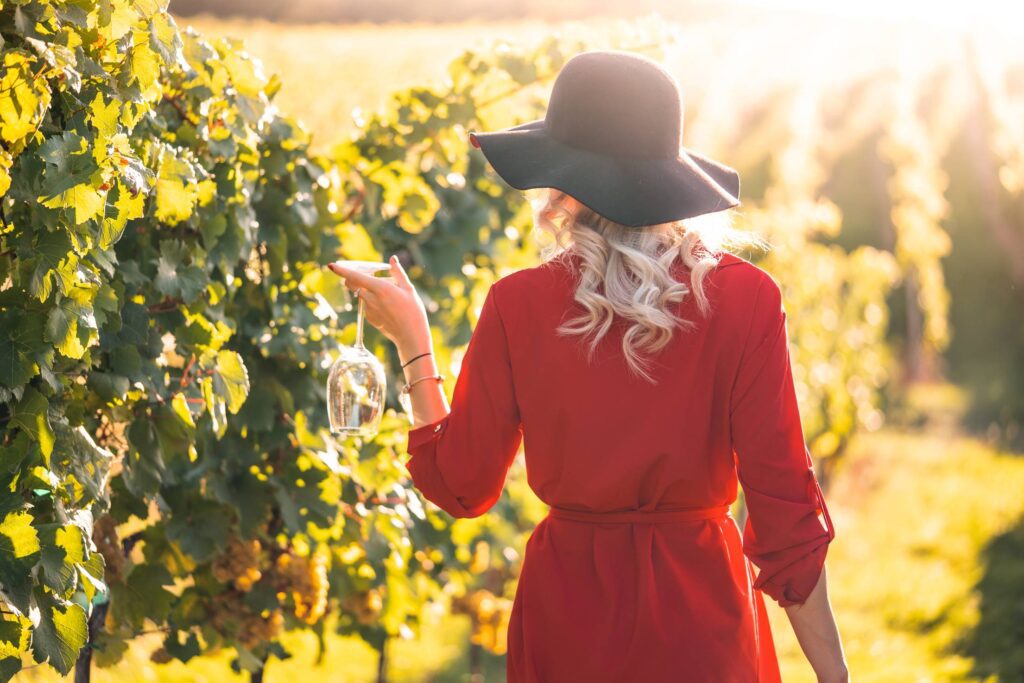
[176,6,1024,451]
[3,0,1024,681]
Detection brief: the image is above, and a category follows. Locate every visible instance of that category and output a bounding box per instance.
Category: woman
[330,50,849,683]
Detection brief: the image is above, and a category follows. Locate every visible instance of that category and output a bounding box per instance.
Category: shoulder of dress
[712,251,777,287]
[488,268,528,314]
[493,260,562,294]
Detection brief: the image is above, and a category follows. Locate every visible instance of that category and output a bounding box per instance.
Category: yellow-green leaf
[154,153,197,225]
[97,0,137,41]
[129,42,160,95]
[171,392,196,428]
[0,51,51,149]
[40,182,106,226]
[0,149,12,196]
[88,92,120,138]
[0,511,40,561]
[12,387,55,461]
[216,350,249,414]
[30,598,87,676]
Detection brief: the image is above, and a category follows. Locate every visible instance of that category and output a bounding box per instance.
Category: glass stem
[355,296,366,349]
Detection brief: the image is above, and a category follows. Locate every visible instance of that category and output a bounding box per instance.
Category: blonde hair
[528,188,770,384]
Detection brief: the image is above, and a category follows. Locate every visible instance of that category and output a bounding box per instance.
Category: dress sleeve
[729,275,836,607]
[402,282,524,519]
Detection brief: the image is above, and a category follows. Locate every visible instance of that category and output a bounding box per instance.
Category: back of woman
[331,50,848,683]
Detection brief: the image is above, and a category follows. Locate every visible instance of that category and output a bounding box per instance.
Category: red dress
[403,250,836,682]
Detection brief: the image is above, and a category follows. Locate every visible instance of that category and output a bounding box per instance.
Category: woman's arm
[327,255,450,427]
[783,564,850,683]
[329,256,524,519]
[394,322,451,429]
[728,274,848,680]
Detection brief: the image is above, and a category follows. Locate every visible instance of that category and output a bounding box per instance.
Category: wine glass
[327,260,392,437]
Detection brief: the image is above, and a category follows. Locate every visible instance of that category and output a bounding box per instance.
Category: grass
[22,380,1024,681]
[770,382,1024,683]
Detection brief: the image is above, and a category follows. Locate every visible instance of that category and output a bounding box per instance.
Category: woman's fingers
[388,254,415,293]
[326,258,428,347]
[327,262,387,294]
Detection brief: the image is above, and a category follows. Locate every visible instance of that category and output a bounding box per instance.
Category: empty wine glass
[327,260,392,438]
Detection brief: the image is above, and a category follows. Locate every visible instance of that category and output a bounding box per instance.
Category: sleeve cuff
[402,414,481,519]
[753,540,831,607]
[747,469,836,607]
[406,414,449,452]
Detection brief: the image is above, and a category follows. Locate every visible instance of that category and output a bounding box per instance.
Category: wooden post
[376,635,388,683]
[73,601,109,683]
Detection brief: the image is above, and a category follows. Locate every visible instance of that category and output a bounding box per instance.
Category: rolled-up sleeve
[730,275,836,607]
[403,281,523,519]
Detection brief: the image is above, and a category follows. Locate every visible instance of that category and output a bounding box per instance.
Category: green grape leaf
[29,229,74,302]
[370,161,441,234]
[0,656,22,682]
[110,564,174,628]
[154,240,206,304]
[163,496,231,562]
[100,184,146,249]
[45,296,88,359]
[123,418,166,498]
[86,371,130,403]
[210,471,271,536]
[40,183,106,225]
[76,552,106,605]
[38,524,86,595]
[11,387,54,462]
[50,423,115,510]
[0,509,41,613]
[163,629,200,663]
[0,336,35,389]
[30,595,87,676]
[37,132,106,226]
[0,434,30,478]
[216,350,249,414]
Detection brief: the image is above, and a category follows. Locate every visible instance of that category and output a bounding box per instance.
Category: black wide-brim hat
[469,50,741,228]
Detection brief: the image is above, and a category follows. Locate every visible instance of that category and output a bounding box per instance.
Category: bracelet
[400,373,445,394]
[400,351,432,369]
[398,373,445,420]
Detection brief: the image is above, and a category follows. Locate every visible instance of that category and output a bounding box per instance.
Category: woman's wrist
[399,350,433,369]
[397,325,431,360]
[402,352,438,378]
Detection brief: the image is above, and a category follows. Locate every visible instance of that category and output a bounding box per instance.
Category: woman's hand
[327,255,432,360]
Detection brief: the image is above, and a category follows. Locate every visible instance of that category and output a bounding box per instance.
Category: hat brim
[469,119,740,227]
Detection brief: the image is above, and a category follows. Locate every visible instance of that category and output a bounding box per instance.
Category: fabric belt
[547,503,731,524]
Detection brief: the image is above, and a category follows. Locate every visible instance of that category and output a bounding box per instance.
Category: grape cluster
[211,537,263,592]
[91,514,125,583]
[452,589,514,656]
[340,588,384,625]
[273,552,329,625]
[93,413,129,456]
[150,647,172,664]
[207,590,285,650]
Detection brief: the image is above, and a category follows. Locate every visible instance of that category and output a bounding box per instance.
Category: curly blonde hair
[528,188,770,384]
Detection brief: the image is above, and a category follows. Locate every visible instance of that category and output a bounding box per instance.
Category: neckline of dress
[555,249,739,273]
